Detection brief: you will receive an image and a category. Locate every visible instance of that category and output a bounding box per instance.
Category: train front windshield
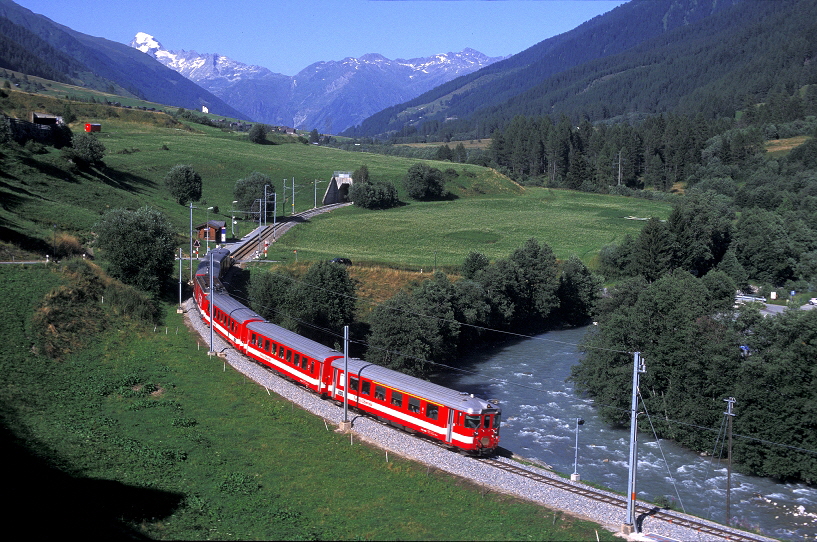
[464,413,501,429]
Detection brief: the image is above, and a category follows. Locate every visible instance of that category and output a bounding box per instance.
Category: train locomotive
[193,247,501,454]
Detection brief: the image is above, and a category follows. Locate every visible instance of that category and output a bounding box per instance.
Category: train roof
[196,247,232,276]
[246,320,344,362]
[333,357,500,414]
[211,292,265,324]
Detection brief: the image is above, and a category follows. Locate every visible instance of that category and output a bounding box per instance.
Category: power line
[227,273,817,459]
[247,269,629,354]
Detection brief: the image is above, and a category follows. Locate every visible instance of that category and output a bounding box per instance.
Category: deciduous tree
[164,164,202,206]
[94,207,176,295]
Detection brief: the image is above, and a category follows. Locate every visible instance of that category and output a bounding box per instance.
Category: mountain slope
[0,0,246,118]
[131,33,505,133]
[347,0,816,139]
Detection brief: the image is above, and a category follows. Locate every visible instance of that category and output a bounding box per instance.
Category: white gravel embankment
[184,298,774,542]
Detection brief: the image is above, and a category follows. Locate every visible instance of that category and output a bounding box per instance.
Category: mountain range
[3,0,816,143]
[130,32,506,134]
[345,0,817,140]
[0,0,244,118]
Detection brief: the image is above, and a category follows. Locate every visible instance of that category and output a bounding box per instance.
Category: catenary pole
[208,250,214,355]
[343,325,350,423]
[725,397,736,526]
[623,352,645,534]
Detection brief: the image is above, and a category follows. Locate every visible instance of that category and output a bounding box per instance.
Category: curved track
[230,203,352,262]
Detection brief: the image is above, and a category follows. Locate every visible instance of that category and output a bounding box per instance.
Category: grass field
[1,97,669,269]
[264,188,670,269]
[1,264,617,540]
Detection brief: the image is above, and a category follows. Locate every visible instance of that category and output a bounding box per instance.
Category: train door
[445,409,454,444]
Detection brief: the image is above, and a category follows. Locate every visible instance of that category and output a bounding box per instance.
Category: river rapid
[435,326,817,541]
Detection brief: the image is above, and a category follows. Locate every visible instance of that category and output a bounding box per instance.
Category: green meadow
[1,263,618,540]
[269,189,669,269]
[1,99,669,267]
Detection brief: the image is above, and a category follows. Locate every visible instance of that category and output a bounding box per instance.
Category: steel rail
[477,457,769,542]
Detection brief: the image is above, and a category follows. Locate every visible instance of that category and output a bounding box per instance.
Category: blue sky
[13,0,626,76]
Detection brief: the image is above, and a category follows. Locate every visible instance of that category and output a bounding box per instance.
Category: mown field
[266,189,670,269]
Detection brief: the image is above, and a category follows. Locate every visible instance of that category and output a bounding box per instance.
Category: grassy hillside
[1,262,618,540]
[1,89,669,267]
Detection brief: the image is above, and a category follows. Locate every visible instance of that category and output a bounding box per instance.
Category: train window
[391,391,402,408]
[375,386,386,401]
[484,416,491,428]
[264,339,270,351]
[464,415,481,429]
[293,353,300,366]
[286,350,292,363]
[408,397,420,413]
[350,378,358,391]
[493,413,501,429]
[300,356,308,369]
[251,334,257,346]
[278,345,284,358]
[361,381,370,396]
[310,361,315,373]
[426,404,438,420]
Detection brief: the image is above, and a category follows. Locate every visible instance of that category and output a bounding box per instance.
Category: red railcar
[193,248,501,454]
[328,357,500,453]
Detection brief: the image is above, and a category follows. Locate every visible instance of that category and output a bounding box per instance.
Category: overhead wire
[223,268,817,460]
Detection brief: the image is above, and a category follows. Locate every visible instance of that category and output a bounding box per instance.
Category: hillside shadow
[0,224,50,254]
[93,167,157,194]
[19,154,80,184]
[1,408,183,538]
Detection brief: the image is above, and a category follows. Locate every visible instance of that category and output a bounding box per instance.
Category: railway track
[477,457,770,542]
[230,202,352,262]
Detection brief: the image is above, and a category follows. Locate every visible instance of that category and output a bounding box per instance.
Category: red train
[194,248,501,454]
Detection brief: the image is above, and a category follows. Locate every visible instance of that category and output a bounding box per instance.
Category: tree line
[247,239,602,378]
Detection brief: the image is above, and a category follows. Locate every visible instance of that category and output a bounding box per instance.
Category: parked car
[330,257,352,266]
[809,297,817,305]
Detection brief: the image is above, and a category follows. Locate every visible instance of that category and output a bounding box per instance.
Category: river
[435,326,817,541]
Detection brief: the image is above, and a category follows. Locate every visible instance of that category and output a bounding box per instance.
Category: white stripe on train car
[335,390,475,446]
[246,346,320,388]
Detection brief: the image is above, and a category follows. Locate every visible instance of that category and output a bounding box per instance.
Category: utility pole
[264,184,268,226]
[282,179,287,216]
[177,248,183,313]
[292,177,295,215]
[724,397,736,526]
[208,250,214,356]
[188,202,196,282]
[622,352,645,535]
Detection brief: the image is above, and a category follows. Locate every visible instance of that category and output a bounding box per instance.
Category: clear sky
[12,0,626,76]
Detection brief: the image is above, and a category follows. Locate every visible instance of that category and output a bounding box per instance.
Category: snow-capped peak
[131,32,163,54]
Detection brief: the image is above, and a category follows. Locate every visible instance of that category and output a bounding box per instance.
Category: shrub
[350,180,399,210]
[66,132,105,168]
[403,163,446,200]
